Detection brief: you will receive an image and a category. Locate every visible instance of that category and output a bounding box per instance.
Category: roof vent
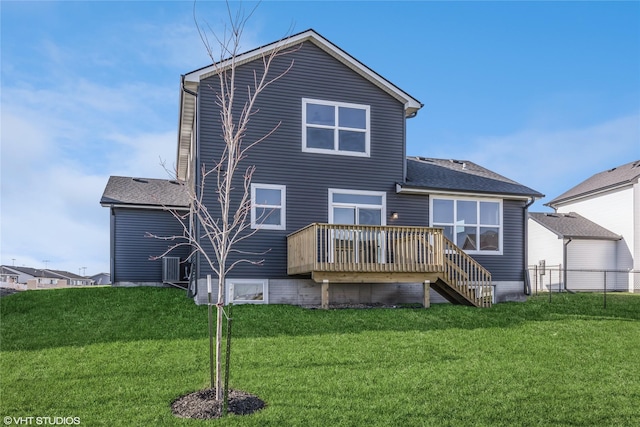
[607,167,617,172]
[132,178,148,183]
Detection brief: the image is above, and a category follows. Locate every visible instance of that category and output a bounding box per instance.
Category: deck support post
[423,280,430,308]
[321,279,330,310]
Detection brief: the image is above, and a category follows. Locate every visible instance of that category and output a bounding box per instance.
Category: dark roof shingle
[403,157,543,198]
[547,160,640,207]
[529,212,621,240]
[100,176,190,208]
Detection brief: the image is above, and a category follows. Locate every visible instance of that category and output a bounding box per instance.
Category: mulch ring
[171,388,265,419]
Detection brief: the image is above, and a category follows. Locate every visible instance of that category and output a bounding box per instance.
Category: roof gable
[400,157,544,199]
[177,29,423,181]
[547,160,640,207]
[529,212,621,240]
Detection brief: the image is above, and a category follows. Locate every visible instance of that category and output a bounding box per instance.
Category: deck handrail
[288,223,445,274]
[287,223,492,307]
[442,237,493,307]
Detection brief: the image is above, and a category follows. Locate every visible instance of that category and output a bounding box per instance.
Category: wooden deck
[287,223,493,308]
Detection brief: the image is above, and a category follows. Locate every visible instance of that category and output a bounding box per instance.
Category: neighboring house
[530,160,640,292]
[0,267,20,287]
[47,270,94,287]
[0,266,93,289]
[100,176,192,286]
[102,29,543,307]
[528,212,624,291]
[90,272,111,285]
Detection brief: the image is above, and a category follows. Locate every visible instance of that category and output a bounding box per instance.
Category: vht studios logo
[3,416,81,425]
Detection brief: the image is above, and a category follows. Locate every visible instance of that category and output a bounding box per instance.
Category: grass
[1,287,639,426]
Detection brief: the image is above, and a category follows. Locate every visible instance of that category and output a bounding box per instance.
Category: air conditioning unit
[162,257,181,282]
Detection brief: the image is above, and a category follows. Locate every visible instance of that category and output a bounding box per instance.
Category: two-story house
[528,160,640,292]
[102,29,543,307]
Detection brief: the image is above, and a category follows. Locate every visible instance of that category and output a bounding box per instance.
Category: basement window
[226,279,268,304]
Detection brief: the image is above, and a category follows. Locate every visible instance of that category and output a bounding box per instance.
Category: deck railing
[287,223,493,307]
[287,223,445,275]
[442,237,493,307]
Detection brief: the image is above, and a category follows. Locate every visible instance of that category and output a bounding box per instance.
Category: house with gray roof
[528,212,624,291]
[0,266,95,288]
[102,29,543,306]
[100,176,191,287]
[529,160,640,292]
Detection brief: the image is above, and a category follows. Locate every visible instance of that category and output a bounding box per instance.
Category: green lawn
[1,287,639,426]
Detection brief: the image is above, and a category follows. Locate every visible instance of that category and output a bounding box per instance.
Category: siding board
[113,208,190,283]
[197,41,406,279]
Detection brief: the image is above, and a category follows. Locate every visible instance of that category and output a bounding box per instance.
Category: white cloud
[419,113,640,209]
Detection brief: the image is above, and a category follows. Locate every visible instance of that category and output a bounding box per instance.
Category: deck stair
[287,223,493,308]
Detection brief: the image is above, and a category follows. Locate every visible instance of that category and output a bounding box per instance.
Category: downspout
[523,197,535,295]
[110,207,116,285]
[563,238,573,293]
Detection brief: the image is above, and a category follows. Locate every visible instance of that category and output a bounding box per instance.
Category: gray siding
[194,41,527,287]
[473,199,526,281]
[112,208,190,283]
[197,41,407,279]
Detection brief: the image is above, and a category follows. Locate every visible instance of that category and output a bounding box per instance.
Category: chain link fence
[526,264,639,294]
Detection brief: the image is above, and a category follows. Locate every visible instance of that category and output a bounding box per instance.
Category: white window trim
[328,188,387,225]
[429,196,503,255]
[302,98,371,157]
[225,279,268,304]
[251,183,286,230]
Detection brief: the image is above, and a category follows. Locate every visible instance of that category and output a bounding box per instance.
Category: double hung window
[251,184,286,230]
[431,197,502,254]
[303,99,370,156]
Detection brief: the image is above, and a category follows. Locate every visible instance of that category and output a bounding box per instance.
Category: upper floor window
[302,98,370,157]
[251,184,286,230]
[431,197,502,254]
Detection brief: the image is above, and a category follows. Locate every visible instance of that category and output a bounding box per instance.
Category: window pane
[233,283,264,301]
[433,199,453,223]
[307,128,334,149]
[333,193,383,205]
[358,208,381,225]
[334,207,355,224]
[256,207,281,225]
[480,227,499,251]
[457,200,477,225]
[441,225,454,242]
[457,226,477,250]
[480,202,499,225]
[306,103,334,126]
[255,188,281,206]
[338,130,366,153]
[339,107,366,129]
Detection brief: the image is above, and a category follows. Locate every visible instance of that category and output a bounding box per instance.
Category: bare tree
[149,5,296,403]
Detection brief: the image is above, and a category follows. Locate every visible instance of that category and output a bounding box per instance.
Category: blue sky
[1,1,639,275]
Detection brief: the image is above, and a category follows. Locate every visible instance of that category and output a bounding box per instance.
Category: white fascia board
[183,30,423,117]
[396,183,535,201]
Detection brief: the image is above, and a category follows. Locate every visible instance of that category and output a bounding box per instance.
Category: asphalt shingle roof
[100,176,190,208]
[404,157,544,198]
[547,160,640,207]
[529,212,621,240]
